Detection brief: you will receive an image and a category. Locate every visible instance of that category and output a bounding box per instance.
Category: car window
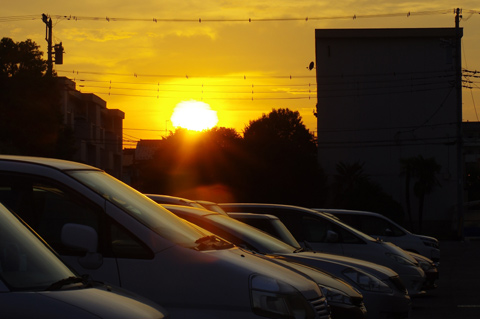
[0,173,152,259]
[236,218,281,239]
[302,216,329,242]
[69,170,207,248]
[0,203,75,291]
[357,216,405,237]
[301,216,363,244]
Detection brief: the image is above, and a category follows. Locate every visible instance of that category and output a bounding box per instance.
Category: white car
[0,202,169,319]
[0,155,329,319]
[313,209,440,262]
[220,203,427,296]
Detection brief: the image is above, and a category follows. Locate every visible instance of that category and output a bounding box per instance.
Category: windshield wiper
[45,276,86,291]
[293,247,305,253]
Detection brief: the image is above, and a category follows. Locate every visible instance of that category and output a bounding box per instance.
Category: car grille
[389,275,408,294]
[310,296,331,319]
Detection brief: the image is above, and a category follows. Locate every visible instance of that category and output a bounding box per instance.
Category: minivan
[220,203,426,296]
[0,156,329,319]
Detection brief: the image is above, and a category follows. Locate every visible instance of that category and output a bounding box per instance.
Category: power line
[0,15,39,22]
[2,9,472,24]
[57,69,316,80]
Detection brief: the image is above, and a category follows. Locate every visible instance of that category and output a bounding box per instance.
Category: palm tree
[400,156,441,233]
[331,161,369,207]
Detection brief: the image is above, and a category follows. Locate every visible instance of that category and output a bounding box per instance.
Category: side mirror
[61,223,103,269]
[325,230,339,243]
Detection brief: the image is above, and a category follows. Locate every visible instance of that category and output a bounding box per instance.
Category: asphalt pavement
[410,240,480,319]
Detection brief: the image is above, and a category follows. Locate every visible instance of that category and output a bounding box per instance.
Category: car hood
[380,241,418,264]
[261,254,363,299]
[0,288,168,319]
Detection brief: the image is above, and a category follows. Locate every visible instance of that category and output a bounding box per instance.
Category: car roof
[162,204,218,217]
[0,155,97,171]
[220,203,317,212]
[313,208,383,218]
[146,194,204,207]
[227,212,281,220]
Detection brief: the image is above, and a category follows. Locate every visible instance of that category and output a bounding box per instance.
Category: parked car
[312,208,440,262]
[163,204,413,319]
[407,252,439,290]
[220,203,426,296]
[230,212,438,292]
[0,202,169,319]
[0,155,330,319]
[146,194,229,215]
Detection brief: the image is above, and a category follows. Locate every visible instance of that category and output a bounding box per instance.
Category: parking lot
[410,240,480,319]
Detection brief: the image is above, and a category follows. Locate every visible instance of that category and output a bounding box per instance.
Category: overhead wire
[0,9,458,24]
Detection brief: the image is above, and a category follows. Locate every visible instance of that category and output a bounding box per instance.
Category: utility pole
[42,13,64,77]
[455,8,464,239]
[42,14,53,76]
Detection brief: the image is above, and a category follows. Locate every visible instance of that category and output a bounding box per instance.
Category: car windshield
[312,209,378,241]
[67,170,206,248]
[207,214,297,254]
[0,203,75,291]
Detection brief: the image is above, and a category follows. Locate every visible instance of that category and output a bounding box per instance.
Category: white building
[315,28,463,237]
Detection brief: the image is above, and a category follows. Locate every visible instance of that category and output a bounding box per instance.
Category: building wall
[58,77,124,178]
[315,28,462,237]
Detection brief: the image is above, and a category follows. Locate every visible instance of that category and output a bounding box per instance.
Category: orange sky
[3,2,480,147]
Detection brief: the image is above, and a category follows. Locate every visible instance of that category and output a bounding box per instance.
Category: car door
[269,210,344,255]
[0,172,127,285]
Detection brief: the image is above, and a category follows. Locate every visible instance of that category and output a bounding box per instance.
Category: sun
[170,100,218,131]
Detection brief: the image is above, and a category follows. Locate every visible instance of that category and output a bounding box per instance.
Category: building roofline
[315,27,462,39]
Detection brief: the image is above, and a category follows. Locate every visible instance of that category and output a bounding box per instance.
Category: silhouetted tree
[402,156,442,233]
[0,37,74,158]
[138,127,246,202]
[242,108,325,206]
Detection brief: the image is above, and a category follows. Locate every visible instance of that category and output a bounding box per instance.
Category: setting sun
[170,100,218,131]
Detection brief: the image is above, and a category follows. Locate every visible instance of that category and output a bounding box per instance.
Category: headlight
[386,253,416,266]
[250,275,316,319]
[412,256,435,271]
[342,268,392,293]
[416,259,434,271]
[320,286,352,305]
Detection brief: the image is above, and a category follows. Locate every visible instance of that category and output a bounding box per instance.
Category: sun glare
[170,100,218,131]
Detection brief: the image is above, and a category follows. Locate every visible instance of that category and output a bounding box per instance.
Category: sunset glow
[170,100,218,131]
[3,3,480,145]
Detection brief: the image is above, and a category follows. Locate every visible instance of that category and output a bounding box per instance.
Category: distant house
[121,139,164,188]
[58,77,124,178]
[315,28,463,238]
